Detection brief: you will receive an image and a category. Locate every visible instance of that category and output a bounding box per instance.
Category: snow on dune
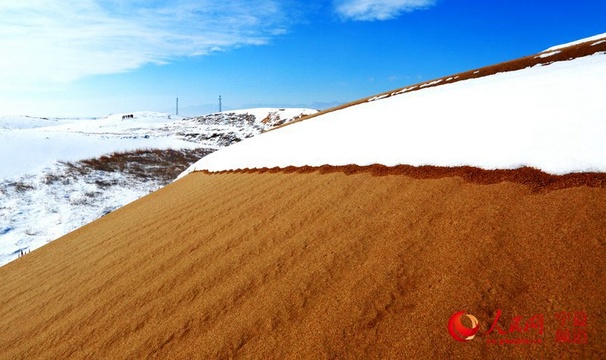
[183,52,606,176]
[544,32,606,52]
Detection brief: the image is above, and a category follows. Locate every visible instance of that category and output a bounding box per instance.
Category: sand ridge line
[196,164,606,191]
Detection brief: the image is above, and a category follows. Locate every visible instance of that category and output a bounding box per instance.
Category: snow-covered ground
[544,32,606,51]
[1,163,162,261]
[0,108,317,266]
[1,109,314,179]
[182,51,606,176]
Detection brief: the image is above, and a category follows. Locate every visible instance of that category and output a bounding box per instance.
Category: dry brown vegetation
[4,181,35,192]
[60,148,215,184]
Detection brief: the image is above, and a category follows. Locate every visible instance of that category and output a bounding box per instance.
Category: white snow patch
[537,50,561,58]
[0,116,79,130]
[545,33,606,51]
[368,94,389,102]
[395,86,417,95]
[419,79,443,88]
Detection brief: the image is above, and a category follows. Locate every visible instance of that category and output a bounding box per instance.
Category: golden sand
[0,168,604,359]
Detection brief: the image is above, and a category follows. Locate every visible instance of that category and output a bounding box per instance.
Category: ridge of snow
[537,50,561,58]
[544,32,606,52]
[182,53,606,176]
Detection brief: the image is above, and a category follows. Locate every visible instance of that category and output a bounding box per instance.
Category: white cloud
[0,1,289,85]
[335,0,436,21]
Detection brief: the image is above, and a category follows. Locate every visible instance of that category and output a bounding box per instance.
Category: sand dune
[1,168,604,358]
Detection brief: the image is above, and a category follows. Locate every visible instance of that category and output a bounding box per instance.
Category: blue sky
[0,0,605,117]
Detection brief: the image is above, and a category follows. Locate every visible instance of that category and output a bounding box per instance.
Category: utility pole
[176,97,179,116]
[219,95,222,113]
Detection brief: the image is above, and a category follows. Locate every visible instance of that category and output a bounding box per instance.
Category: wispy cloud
[0,0,290,85]
[335,0,436,21]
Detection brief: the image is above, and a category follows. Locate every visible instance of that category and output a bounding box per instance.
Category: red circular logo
[448,310,480,342]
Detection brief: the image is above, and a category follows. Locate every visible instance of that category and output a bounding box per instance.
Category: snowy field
[183,51,606,176]
[0,108,316,266]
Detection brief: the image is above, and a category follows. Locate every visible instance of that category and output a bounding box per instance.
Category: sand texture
[0,167,605,359]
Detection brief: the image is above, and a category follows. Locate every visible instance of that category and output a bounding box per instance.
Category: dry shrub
[62,148,215,184]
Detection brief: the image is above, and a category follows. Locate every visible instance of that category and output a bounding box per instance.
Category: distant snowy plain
[0,108,316,266]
